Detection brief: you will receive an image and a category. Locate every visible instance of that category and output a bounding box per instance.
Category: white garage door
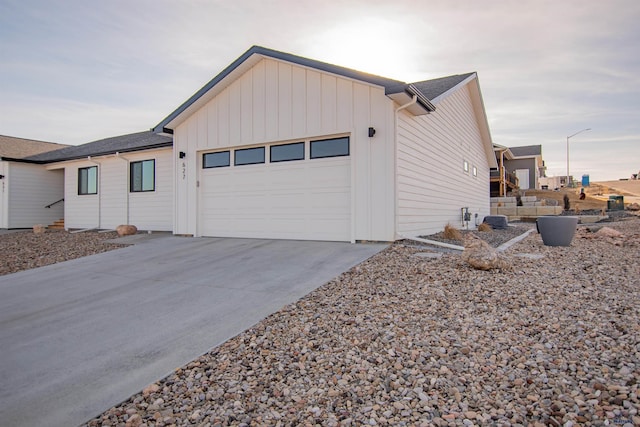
[198,138,351,241]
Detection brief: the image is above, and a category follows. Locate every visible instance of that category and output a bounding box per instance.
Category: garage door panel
[199,153,350,241]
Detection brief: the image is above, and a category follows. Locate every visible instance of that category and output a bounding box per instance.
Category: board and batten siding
[4,162,64,228]
[173,57,395,241]
[61,148,173,231]
[0,161,6,228]
[396,84,491,237]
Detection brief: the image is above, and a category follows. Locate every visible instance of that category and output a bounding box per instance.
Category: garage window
[203,151,230,168]
[235,147,265,166]
[270,142,304,163]
[310,137,349,159]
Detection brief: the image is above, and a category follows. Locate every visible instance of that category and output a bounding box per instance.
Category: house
[0,135,70,229]
[152,46,497,242]
[21,131,173,231]
[491,144,546,196]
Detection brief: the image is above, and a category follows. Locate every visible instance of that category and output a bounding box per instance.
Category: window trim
[234,146,265,166]
[78,166,98,195]
[130,159,155,193]
[310,137,350,159]
[270,142,305,163]
[203,151,231,169]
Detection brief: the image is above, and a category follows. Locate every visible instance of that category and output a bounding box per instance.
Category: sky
[1,0,639,182]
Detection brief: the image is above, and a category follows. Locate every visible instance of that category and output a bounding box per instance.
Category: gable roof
[21,131,172,164]
[412,73,476,104]
[0,135,70,160]
[154,46,479,133]
[509,145,542,157]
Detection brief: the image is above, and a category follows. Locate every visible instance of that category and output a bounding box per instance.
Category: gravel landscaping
[79,218,640,427]
[0,230,127,276]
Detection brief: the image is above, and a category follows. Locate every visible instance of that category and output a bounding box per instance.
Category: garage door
[198,137,351,241]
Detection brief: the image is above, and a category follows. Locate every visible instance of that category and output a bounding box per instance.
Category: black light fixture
[0,174,4,179]
[368,127,376,138]
[179,151,186,159]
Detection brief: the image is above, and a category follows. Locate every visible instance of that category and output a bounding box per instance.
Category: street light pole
[566,128,591,187]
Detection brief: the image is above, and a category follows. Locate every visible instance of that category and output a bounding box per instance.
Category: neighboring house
[22,131,173,231]
[0,135,70,229]
[152,46,497,242]
[491,144,546,196]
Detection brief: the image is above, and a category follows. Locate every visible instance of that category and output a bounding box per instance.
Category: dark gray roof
[22,131,172,163]
[509,145,542,157]
[154,46,478,133]
[412,73,476,100]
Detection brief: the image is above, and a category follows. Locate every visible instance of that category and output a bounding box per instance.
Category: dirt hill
[522,180,640,211]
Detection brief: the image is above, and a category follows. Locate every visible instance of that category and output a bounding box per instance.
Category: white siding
[5,162,64,228]
[174,58,396,241]
[0,161,7,228]
[396,84,491,236]
[61,148,173,231]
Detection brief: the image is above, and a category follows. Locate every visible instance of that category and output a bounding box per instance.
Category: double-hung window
[78,166,97,195]
[130,159,155,192]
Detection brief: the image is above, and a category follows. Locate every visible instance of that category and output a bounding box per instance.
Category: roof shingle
[23,131,172,163]
[0,135,70,159]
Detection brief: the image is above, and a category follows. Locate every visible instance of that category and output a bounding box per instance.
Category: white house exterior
[23,131,174,232]
[0,136,69,229]
[153,46,496,242]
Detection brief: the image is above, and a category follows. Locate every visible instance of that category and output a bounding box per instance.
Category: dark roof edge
[152,46,406,133]
[24,141,173,164]
[406,84,436,111]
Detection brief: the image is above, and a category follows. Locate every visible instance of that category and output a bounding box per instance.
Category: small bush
[563,194,571,211]
[477,222,493,232]
[443,223,463,241]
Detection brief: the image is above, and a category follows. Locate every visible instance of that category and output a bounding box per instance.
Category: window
[310,137,349,159]
[203,151,230,168]
[472,166,478,177]
[130,159,155,192]
[270,142,304,163]
[235,147,265,166]
[78,166,97,195]
[463,160,469,173]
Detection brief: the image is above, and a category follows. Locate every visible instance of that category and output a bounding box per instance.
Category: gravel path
[81,219,640,427]
[0,230,127,276]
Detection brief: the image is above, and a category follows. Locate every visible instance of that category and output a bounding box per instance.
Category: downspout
[393,94,418,239]
[87,156,102,229]
[115,152,130,225]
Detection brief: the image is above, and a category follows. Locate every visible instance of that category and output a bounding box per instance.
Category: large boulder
[116,224,138,237]
[462,235,509,270]
[627,202,640,211]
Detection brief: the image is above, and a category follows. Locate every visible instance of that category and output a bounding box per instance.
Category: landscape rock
[596,226,624,238]
[627,202,640,211]
[32,224,46,234]
[461,234,509,270]
[116,224,138,236]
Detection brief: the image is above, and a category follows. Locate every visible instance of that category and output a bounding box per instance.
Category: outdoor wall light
[368,127,376,138]
[179,151,186,159]
[0,174,4,179]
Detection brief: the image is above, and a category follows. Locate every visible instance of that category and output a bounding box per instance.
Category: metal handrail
[45,198,64,209]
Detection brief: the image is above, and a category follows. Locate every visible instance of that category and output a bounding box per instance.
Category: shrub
[478,222,493,232]
[443,223,463,241]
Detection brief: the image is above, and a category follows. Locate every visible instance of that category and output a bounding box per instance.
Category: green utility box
[607,195,624,211]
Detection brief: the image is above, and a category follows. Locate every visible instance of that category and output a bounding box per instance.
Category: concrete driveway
[0,236,385,427]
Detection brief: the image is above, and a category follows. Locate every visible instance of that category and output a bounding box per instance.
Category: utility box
[582,174,590,187]
[607,195,624,211]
